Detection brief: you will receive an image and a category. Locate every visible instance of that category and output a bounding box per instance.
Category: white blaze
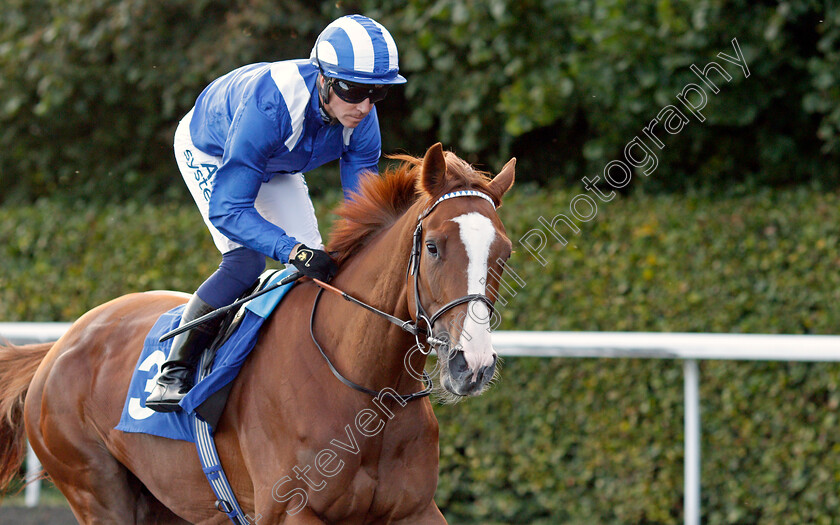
[451,212,497,372]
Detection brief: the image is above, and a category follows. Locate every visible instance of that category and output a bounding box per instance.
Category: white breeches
[173,108,323,256]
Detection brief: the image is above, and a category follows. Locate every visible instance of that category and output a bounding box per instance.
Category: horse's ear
[488,157,516,206]
[420,142,447,195]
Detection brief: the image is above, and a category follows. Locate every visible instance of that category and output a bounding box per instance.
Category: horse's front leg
[391,501,448,524]
[281,510,326,524]
[252,507,325,524]
[252,493,325,525]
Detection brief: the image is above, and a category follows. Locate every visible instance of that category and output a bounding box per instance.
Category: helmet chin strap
[317,74,339,125]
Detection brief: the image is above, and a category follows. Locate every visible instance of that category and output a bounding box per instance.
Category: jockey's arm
[208,88,300,264]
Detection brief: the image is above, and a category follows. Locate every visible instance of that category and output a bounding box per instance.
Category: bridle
[310,189,499,402]
[407,190,497,354]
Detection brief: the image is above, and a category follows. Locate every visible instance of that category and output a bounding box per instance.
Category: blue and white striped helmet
[310,14,406,85]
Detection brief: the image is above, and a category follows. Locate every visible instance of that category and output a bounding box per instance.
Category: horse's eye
[425,241,438,257]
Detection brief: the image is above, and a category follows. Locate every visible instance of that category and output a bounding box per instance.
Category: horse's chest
[300,423,439,522]
[317,454,435,522]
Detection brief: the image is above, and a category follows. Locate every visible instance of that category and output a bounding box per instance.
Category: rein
[309,189,498,401]
[309,288,434,402]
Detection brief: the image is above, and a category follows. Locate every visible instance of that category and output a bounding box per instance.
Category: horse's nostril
[448,350,470,378]
[481,360,496,382]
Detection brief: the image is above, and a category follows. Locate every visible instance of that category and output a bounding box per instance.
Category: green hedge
[2,0,839,201]
[432,184,840,524]
[2,186,839,523]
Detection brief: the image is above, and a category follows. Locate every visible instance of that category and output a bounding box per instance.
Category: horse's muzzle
[443,349,497,396]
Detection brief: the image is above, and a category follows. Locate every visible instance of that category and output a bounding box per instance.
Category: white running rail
[3,323,840,524]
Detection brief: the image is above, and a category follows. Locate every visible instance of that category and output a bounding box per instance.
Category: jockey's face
[321,77,375,128]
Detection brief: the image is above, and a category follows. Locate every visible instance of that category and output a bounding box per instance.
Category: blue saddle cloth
[115,268,298,442]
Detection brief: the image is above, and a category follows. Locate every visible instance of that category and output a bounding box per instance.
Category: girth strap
[194,349,252,524]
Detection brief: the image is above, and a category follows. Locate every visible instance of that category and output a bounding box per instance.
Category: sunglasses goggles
[329,78,389,104]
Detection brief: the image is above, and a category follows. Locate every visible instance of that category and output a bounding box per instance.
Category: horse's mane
[328,151,494,265]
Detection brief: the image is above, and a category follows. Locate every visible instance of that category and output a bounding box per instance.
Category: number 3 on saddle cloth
[116,267,298,440]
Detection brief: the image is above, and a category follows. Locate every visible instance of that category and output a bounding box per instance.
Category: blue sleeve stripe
[270,62,310,151]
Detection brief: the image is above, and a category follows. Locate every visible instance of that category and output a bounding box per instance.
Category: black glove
[290,245,338,282]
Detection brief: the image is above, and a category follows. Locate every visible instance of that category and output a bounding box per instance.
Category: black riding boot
[145,295,222,413]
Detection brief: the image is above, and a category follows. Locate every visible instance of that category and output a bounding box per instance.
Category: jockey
[146,14,406,412]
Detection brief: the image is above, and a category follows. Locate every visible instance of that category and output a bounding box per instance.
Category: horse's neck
[324,201,425,392]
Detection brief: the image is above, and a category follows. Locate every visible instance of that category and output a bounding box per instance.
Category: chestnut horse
[0,143,515,524]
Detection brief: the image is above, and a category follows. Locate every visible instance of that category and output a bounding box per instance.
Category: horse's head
[410,143,515,399]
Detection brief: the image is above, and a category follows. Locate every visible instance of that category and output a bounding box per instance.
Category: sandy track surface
[0,505,77,524]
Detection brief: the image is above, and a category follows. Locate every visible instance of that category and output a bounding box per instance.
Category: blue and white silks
[115,268,298,442]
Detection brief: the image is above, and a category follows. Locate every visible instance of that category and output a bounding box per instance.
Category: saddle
[192,268,285,428]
